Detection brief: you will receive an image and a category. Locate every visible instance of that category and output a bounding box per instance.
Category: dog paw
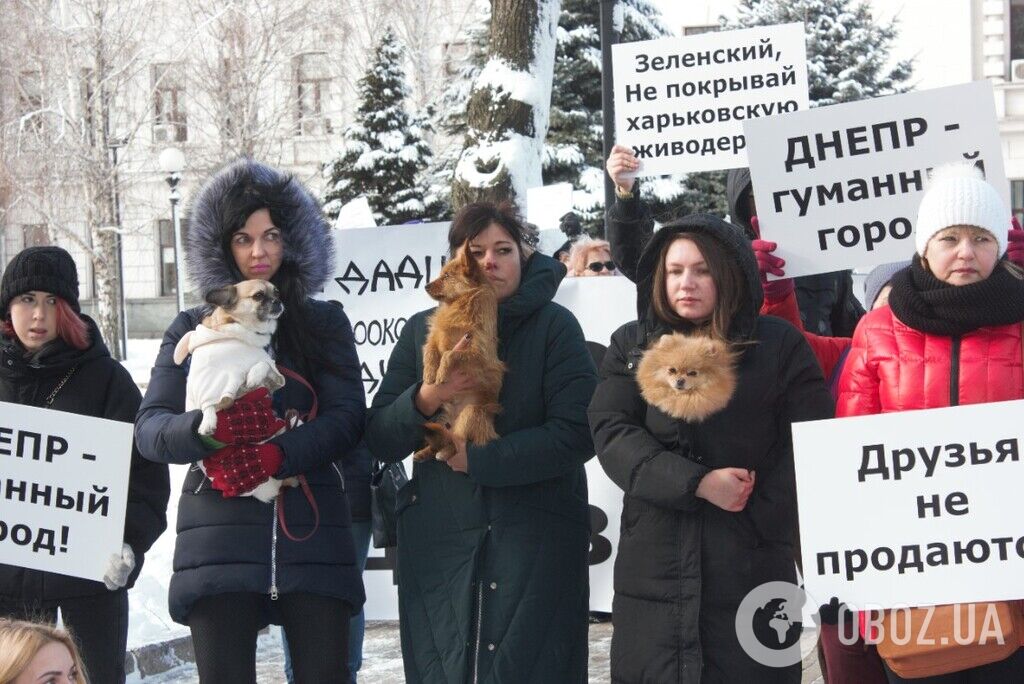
[198,415,217,436]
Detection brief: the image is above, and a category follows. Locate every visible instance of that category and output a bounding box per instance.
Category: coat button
[411,495,417,502]
[487,525,492,531]
[627,362,633,369]
[487,643,495,651]
[490,582,497,590]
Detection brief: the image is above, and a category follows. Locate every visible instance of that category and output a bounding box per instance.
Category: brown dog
[415,244,505,461]
[636,333,738,423]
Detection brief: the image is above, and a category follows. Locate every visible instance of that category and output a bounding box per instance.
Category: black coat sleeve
[134,310,210,465]
[831,270,866,338]
[589,324,710,511]
[270,302,366,478]
[605,195,654,284]
[102,363,169,557]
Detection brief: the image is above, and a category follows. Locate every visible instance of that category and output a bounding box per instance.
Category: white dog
[173,279,293,502]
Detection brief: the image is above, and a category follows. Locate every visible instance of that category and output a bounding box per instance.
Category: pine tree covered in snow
[545,0,689,232]
[323,29,433,224]
[730,0,913,107]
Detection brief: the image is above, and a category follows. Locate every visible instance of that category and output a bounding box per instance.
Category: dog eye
[667,368,677,374]
[252,292,265,301]
[686,370,698,377]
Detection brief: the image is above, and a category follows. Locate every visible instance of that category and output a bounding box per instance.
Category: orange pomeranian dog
[415,243,505,461]
[636,333,739,422]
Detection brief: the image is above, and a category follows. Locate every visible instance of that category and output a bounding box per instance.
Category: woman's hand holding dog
[696,468,755,512]
[445,436,469,474]
[416,333,477,416]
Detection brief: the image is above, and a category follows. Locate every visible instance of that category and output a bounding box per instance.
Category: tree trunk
[451,0,560,210]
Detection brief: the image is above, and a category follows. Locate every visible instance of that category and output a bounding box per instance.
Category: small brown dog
[636,333,738,422]
[415,244,505,461]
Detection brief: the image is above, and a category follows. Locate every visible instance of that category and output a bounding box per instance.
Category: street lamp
[159,147,186,312]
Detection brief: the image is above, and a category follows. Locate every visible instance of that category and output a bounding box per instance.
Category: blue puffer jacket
[135,300,366,624]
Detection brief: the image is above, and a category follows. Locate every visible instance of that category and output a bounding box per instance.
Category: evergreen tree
[323,29,433,225]
[544,0,685,233]
[730,0,913,107]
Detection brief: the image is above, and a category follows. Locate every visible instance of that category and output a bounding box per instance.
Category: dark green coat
[366,253,597,683]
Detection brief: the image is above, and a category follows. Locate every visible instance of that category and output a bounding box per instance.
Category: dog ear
[703,341,719,358]
[205,285,238,309]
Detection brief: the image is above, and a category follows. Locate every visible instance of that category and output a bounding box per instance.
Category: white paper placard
[526,183,574,231]
[612,23,809,176]
[334,196,377,231]
[0,403,133,582]
[744,81,1009,279]
[793,400,1024,610]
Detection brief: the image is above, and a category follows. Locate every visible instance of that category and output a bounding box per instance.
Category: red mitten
[211,388,286,446]
[1008,217,1024,268]
[204,443,284,498]
[750,217,794,302]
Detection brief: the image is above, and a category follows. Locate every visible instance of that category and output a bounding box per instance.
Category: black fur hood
[185,158,334,299]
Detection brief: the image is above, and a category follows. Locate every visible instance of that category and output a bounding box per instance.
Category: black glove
[818,596,848,625]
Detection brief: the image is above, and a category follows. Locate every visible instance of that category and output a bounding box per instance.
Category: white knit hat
[915,162,1008,257]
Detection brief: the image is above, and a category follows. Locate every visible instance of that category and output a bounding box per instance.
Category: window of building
[1012,1,1024,61]
[294,52,332,137]
[17,71,45,134]
[22,224,49,248]
[1012,180,1024,226]
[157,218,188,296]
[683,25,718,37]
[152,63,188,143]
[443,41,471,76]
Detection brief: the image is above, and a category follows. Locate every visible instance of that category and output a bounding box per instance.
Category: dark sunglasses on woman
[588,261,616,273]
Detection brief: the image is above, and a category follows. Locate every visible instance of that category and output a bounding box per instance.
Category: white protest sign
[744,81,1009,279]
[321,223,639,617]
[612,23,809,176]
[793,400,1024,610]
[526,183,574,231]
[0,402,133,582]
[334,196,377,230]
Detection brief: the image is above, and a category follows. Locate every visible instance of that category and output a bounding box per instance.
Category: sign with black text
[793,401,1024,609]
[612,23,809,176]
[0,402,133,582]
[744,81,1009,279]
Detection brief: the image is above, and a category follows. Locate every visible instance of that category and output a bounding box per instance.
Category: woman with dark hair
[589,214,833,683]
[365,201,597,682]
[135,159,366,681]
[0,246,170,684]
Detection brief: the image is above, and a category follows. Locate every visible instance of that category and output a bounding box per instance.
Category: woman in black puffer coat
[0,246,170,684]
[589,214,833,683]
[135,159,366,682]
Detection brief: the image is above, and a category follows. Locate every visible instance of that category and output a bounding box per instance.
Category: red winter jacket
[837,306,1024,416]
[837,305,1024,640]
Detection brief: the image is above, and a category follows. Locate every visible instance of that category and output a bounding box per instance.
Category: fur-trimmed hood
[185,158,334,299]
[634,212,763,343]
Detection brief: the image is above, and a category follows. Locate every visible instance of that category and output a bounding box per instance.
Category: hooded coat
[589,214,834,683]
[365,252,598,683]
[0,316,169,602]
[725,168,866,337]
[134,159,366,625]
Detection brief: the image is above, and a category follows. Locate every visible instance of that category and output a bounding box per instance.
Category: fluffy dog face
[425,245,492,303]
[204,279,284,330]
[636,333,738,423]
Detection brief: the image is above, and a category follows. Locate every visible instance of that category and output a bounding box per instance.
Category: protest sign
[526,183,574,231]
[793,400,1024,610]
[0,403,133,582]
[334,196,377,230]
[612,23,809,177]
[321,222,639,617]
[745,80,1008,279]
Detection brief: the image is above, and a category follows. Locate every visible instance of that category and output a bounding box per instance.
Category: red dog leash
[275,365,320,542]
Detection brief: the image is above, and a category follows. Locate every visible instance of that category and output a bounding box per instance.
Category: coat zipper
[949,335,961,407]
[270,495,280,600]
[471,580,484,683]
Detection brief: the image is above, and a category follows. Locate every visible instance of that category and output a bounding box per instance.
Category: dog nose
[675,378,687,390]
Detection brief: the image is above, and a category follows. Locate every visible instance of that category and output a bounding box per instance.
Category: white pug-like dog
[173,279,295,502]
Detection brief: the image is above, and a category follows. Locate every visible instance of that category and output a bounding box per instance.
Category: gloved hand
[208,387,286,447]
[750,216,794,302]
[103,543,135,591]
[1008,217,1024,268]
[204,442,284,498]
[818,596,849,626]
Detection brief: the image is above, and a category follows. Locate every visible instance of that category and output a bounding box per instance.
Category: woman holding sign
[0,246,170,684]
[837,164,1024,682]
[589,213,833,682]
[135,159,366,682]
[365,201,597,683]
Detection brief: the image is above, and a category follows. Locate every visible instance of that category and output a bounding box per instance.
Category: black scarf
[888,255,1024,336]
